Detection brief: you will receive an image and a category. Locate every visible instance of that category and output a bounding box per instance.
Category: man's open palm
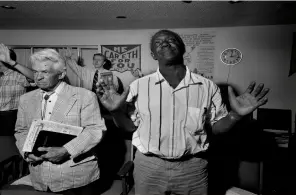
[0,44,12,64]
[228,81,270,116]
[96,80,129,112]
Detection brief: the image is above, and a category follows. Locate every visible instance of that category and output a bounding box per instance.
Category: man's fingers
[40,154,49,159]
[257,97,268,108]
[38,147,50,152]
[245,81,256,94]
[122,87,130,101]
[99,79,109,91]
[256,88,270,101]
[32,156,43,161]
[95,86,104,98]
[109,82,116,92]
[28,154,43,162]
[252,83,264,97]
[0,54,5,62]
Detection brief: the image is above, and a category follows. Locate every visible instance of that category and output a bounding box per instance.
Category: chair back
[257,108,292,134]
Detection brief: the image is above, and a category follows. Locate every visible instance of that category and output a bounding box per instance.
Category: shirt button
[49,112,51,114]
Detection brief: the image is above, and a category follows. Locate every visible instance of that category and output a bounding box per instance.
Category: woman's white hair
[30,49,66,73]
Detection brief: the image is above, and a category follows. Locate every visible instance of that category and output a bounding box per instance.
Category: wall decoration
[101,44,141,78]
[220,48,243,66]
[180,31,216,80]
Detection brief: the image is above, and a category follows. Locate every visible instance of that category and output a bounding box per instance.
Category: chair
[99,138,135,195]
[97,123,135,195]
[257,108,292,134]
[0,155,29,189]
[0,136,36,195]
[0,136,25,188]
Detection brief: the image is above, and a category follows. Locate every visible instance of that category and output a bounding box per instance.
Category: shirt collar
[155,68,165,85]
[155,66,201,86]
[40,81,65,96]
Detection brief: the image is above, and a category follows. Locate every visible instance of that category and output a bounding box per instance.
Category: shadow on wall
[208,83,276,195]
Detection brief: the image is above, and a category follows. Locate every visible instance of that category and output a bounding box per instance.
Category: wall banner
[101,45,141,77]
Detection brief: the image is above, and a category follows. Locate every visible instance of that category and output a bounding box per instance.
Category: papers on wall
[180,31,216,80]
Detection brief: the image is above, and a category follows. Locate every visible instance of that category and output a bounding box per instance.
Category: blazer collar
[50,83,78,123]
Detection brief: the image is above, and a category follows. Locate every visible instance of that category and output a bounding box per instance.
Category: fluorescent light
[1,5,16,9]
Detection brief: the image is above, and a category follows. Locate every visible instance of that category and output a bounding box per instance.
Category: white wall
[1,24,295,131]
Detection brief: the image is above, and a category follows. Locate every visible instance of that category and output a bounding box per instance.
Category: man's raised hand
[228,81,270,117]
[96,79,129,112]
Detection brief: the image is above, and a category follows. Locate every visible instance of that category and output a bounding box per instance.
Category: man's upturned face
[151,32,183,62]
[32,60,61,91]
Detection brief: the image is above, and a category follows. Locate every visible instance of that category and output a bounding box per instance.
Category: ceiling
[1,1,296,30]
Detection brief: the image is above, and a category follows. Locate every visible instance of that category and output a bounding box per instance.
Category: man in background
[0,44,33,136]
[15,49,106,195]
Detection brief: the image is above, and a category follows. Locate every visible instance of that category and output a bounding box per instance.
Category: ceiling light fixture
[1,5,16,9]
[229,0,243,4]
[116,16,127,19]
[182,1,192,3]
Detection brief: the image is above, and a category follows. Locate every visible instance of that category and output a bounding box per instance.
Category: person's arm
[0,43,34,80]
[14,95,30,158]
[110,102,138,132]
[10,62,34,80]
[212,111,242,134]
[62,49,93,89]
[14,95,41,162]
[211,82,269,135]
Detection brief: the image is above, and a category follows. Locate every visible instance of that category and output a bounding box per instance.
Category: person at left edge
[0,44,33,136]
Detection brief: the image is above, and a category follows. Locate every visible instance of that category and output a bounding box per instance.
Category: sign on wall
[180,31,216,80]
[101,44,142,77]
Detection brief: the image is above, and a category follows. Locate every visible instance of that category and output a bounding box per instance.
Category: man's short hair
[9,49,17,61]
[93,53,106,60]
[150,29,186,56]
[30,49,66,73]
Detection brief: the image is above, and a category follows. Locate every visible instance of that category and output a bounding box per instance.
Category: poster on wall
[101,44,142,78]
[180,31,216,80]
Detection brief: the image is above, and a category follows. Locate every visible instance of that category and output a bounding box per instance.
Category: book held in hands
[22,119,83,156]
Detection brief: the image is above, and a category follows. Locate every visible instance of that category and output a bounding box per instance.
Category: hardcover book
[23,119,83,156]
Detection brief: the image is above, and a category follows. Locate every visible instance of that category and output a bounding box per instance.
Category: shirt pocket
[184,107,205,135]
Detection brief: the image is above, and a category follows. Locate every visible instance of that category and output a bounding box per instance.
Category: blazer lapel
[31,90,43,121]
[50,84,77,123]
